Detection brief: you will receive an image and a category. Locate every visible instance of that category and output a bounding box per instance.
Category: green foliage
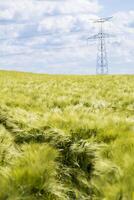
[0,144,66,200]
[0,71,133,199]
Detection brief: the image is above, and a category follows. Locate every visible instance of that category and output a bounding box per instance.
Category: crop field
[0,70,134,200]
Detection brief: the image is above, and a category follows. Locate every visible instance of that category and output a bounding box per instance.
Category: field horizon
[1,69,134,76]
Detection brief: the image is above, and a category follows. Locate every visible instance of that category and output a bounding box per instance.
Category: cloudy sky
[0,0,134,74]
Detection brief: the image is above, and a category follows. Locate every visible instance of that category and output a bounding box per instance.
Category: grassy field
[0,70,134,200]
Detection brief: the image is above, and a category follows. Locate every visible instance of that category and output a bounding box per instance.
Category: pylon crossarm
[88,33,114,40]
[94,16,113,23]
[88,34,100,40]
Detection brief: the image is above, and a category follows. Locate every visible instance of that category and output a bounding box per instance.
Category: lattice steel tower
[88,17,112,74]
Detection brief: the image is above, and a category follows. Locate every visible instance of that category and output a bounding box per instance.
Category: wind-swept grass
[0,71,133,199]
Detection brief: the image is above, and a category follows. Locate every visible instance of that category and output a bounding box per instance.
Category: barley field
[0,70,134,200]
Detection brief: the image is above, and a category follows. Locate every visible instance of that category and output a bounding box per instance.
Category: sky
[0,0,134,74]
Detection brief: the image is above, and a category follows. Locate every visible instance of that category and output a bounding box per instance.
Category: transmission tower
[88,17,113,74]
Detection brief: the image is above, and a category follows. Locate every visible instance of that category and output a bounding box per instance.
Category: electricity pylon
[88,17,113,74]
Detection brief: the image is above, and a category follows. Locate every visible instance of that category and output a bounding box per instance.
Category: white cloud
[107,11,134,66]
[0,0,101,21]
[0,0,133,74]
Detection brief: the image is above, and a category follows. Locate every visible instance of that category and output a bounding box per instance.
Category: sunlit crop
[0,71,133,200]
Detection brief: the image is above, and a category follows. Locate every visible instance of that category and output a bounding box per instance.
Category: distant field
[0,70,134,200]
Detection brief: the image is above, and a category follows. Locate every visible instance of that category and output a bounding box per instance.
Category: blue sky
[0,0,134,74]
[100,0,134,14]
